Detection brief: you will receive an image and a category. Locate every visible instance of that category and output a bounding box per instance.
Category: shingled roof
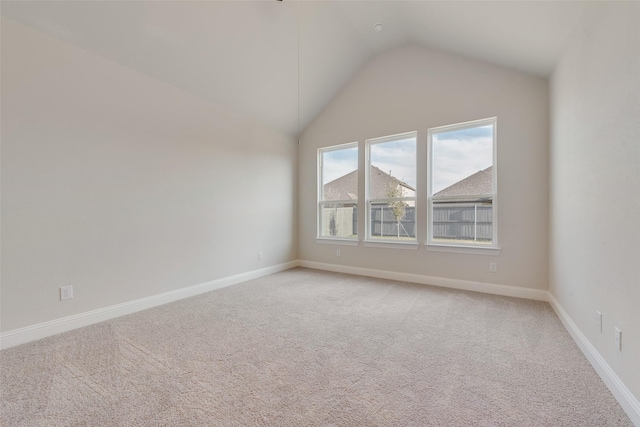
[434,166,493,197]
[323,166,415,201]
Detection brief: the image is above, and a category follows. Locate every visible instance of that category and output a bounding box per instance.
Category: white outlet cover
[614,327,622,351]
[60,285,74,301]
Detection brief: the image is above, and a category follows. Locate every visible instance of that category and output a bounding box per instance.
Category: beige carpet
[0,268,633,426]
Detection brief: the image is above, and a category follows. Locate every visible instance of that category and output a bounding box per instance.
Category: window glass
[318,144,358,239]
[429,119,496,246]
[367,133,417,241]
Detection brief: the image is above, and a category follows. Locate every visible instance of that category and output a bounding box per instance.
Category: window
[428,118,497,247]
[366,132,417,242]
[318,143,358,240]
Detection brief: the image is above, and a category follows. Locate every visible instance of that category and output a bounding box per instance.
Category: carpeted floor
[0,268,633,426]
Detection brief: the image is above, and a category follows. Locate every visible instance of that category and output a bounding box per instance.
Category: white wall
[550,1,640,407]
[0,18,297,332]
[299,44,549,291]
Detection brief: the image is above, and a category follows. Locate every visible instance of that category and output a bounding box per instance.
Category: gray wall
[1,18,297,332]
[299,44,549,290]
[550,2,640,405]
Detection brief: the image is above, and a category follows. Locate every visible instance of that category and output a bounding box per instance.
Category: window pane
[432,201,493,244]
[370,137,416,196]
[319,144,358,239]
[369,201,416,240]
[366,133,417,242]
[432,124,493,195]
[429,119,496,247]
[320,202,357,238]
[322,147,358,201]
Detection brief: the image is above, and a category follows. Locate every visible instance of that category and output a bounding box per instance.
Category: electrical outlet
[336,249,341,257]
[595,311,602,332]
[258,251,263,261]
[60,285,73,301]
[489,262,497,272]
[615,327,622,351]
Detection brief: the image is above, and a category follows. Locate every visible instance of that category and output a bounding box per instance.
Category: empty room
[1,1,639,425]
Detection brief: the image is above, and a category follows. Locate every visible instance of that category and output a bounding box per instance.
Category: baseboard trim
[548,293,640,426]
[0,261,298,350]
[297,260,548,301]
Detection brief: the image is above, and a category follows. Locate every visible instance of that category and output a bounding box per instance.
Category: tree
[329,209,337,236]
[386,178,407,238]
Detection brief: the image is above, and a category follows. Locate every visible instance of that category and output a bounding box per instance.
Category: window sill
[363,240,419,250]
[316,238,360,246]
[425,243,501,256]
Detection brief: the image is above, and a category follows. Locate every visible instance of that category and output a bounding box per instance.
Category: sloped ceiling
[1,1,594,136]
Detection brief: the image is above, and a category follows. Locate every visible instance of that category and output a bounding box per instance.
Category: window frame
[317,142,359,243]
[427,117,499,251]
[364,131,418,246]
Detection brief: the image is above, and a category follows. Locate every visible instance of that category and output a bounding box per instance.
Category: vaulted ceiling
[1,1,597,136]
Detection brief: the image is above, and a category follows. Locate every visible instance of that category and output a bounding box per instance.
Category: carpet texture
[0,268,633,426]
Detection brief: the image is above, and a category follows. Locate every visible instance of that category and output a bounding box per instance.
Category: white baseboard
[548,293,640,426]
[298,260,548,301]
[0,261,298,350]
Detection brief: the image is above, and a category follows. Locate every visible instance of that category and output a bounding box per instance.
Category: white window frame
[317,142,359,243]
[427,118,499,252]
[364,131,418,248]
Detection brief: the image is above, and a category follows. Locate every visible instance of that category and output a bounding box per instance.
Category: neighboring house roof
[323,166,415,201]
[324,170,358,201]
[369,166,415,199]
[434,166,493,197]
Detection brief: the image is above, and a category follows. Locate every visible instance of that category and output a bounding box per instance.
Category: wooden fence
[369,205,415,238]
[432,204,493,242]
[321,204,493,241]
